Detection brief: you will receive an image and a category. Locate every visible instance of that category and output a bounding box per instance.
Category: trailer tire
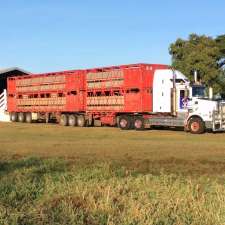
[134,117,145,130]
[18,112,25,122]
[188,117,205,134]
[60,114,68,126]
[77,115,86,127]
[119,116,132,130]
[68,114,77,126]
[25,113,32,123]
[10,112,18,122]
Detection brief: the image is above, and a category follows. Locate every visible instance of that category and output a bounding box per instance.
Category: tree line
[169,34,225,96]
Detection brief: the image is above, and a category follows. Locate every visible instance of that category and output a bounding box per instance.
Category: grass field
[0,122,225,224]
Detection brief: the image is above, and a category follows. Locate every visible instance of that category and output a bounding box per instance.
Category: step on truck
[7,63,225,134]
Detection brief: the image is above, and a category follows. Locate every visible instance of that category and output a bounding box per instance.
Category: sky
[0,0,224,73]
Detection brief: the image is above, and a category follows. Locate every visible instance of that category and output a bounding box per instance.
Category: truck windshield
[192,86,206,97]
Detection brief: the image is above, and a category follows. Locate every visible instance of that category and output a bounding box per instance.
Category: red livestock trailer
[7,63,170,129]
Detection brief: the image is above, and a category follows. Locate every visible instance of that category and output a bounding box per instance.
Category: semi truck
[7,63,225,134]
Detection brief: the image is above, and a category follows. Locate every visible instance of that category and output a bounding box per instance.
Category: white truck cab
[185,85,225,133]
[149,69,225,134]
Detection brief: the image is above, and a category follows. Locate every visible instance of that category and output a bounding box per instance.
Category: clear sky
[0,0,224,73]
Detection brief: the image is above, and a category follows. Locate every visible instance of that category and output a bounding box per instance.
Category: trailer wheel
[10,112,18,122]
[25,113,32,123]
[68,114,77,126]
[77,115,86,127]
[188,117,205,134]
[18,112,25,122]
[134,117,145,130]
[119,116,132,130]
[60,114,68,126]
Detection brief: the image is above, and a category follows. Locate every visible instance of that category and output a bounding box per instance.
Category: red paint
[7,63,169,125]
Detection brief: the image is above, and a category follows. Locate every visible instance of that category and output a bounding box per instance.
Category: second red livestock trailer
[7,63,176,130]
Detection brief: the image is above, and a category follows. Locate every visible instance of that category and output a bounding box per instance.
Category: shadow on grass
[117,156,225,180]
[0,156,67,176]
[0,157,68,208]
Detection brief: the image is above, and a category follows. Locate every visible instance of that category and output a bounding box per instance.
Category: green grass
[0,122,225,224]
[0,157,224,225]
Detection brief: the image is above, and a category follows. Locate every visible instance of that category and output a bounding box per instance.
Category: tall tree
[215,34,225,68]
[169,34,225,94]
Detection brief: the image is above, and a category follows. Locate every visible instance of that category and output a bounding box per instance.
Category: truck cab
[185,84,225,133]
[150,68,225,134]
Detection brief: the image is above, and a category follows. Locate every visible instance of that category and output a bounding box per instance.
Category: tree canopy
[215,35,225,68]
[169,34,225,94]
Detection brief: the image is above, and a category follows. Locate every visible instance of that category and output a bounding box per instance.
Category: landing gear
[188,117,205,134]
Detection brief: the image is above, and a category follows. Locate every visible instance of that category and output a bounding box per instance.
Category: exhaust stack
[209,87,213,99]
[194,70,198,83]
[171,69,177,116]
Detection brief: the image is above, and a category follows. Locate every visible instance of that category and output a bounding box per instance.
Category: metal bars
[86,70,125,111]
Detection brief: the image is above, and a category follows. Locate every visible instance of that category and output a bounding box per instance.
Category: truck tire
[10,112,18,122]
[68,114,76,126]
[119,116,132,130]
[77,115,86,127]
[188,117,205,134]
[134,117,145,130]
[18,112,25,122]
[25,113,32,123]
[60,114,68,126]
